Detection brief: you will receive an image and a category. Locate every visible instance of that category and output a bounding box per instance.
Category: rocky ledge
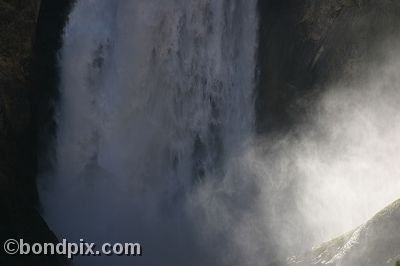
[284,199,400,266]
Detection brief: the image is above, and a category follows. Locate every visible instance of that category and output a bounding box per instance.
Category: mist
[252,39,400,255]
[37,0,400,265]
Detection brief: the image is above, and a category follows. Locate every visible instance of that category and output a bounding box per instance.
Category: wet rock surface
[283,199,400,266]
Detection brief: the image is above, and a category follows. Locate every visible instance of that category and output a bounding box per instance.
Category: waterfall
[39,1,259,265]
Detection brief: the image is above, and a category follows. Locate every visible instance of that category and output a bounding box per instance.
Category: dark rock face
[0,0,39,204]
[256,0,400,134]
[0,0,70,265]
[34,0,75,165]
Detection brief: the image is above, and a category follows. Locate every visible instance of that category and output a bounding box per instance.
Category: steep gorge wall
[0,1,68,265]
[256,0,400,134]
[0,0,40,206]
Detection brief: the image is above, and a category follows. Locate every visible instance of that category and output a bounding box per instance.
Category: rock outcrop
[285,199,400,266]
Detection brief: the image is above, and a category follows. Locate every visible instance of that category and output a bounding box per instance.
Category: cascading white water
[40,1,259,265]
[38,2,400,265]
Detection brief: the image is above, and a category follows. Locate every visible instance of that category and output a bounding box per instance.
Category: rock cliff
[0,0,69,265]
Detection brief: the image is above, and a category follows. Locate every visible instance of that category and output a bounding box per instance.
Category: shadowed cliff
[256,0,400,134]
[0,0,70,265]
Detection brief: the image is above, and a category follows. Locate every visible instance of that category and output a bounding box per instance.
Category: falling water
[40,1,259,265]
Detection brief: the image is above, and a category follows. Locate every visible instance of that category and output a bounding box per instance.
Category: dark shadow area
[33,0,75,175]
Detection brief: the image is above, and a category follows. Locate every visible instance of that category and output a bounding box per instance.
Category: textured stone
[256,0,400,134]
[0,0,68,265]
[285,199,400,266]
